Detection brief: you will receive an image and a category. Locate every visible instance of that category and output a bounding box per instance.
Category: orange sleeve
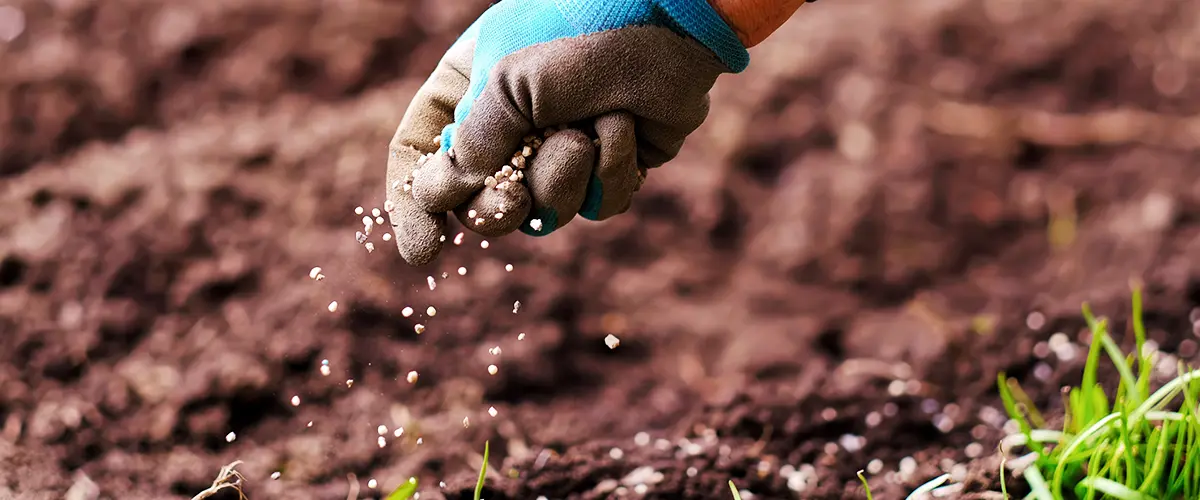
[707,0,812,47]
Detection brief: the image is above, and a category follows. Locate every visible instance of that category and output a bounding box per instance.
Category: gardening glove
[387,0,751,266]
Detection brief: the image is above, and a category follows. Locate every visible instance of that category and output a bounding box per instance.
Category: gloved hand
[386,0,751,266]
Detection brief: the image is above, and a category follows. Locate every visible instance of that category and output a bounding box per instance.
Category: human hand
[386,0,751,266]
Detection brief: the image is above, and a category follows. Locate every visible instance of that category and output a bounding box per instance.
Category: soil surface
[3,0,1200,499]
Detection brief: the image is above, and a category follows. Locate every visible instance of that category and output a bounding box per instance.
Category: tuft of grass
[998,287,1200,499]
[384,477,418,500]
[728,480,742,500]
[474,441,490,500]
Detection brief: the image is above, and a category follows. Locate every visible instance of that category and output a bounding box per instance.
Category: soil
[2,0,1200,499]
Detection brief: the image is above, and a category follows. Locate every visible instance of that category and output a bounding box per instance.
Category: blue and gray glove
[386,0,750,266]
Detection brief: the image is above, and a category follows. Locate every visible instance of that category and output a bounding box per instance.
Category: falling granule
[441,272,449,279]
[512,301,521,314]
[327,301,339,313]
[378,425,388,435]
[414,324,425,334]
[605,334,620,349]
[462,417,470,428]
[505,264,513,272]
[402,306,414,317]
[355,207,364,215]
[426,306,437,317]
[355,231,367,244]
[362,216,374,234]
[406,371,419,384]
[382,233,392,242]
[364,242,375,253]
[468,209,477,218]
[368,479,378,489]
[417,437,423,445]
[489,346,502,356]
[375,216,385,226]
[309,267,323,280]
[427,276,437,290]
[307,421,313,427]
[866,459,883,474]
[320,360,331,376]
[634,432,650,446]
[225,432,236,443]
[609,447,624,460]
[384,200,395,212]
[393,427,404,437]
[271,471,281,480]
[475,217,485,226]
[440,235,446,242]
[453,233,465,245]
[487,364,498,375]
[488,406,498,417]
[494,212,504,220]
[377,437,386,448]
[346,379,354,388]
[518,333,526,340]
[481,240,490,249]
[457,267,467,276]
[372,208,381,218]
[530,219,543,231]
[291,395,301,406]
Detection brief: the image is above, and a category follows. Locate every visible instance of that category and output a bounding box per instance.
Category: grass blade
[857,470,873,500]
[384,477,419,500]
[474,441,489,500]
[905,474,950,500]
[1078,477,1155,500]
[728,480,742,500]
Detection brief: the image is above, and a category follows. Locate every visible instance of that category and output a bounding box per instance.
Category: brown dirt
[3,0,1200,499]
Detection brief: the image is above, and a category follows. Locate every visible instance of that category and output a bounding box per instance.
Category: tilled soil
[2,0,1200,499]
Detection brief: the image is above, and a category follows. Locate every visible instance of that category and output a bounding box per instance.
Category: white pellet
[454,233,465,245]
[475,217,485,226]
[384,200,395,212]
[378,425,388,435]
[407,371,419,384]
[320,365,331,376]
[427,276,437,290]
[512,301,520,313]
[427,306,437,317]
[225,432,236,442]
[402,307,414,317]
[488,406,498,417]
[382,233,392,242]
[468,209,477,218]
[375,216,385,225]
[377,437,386,449]
[309,267,323,279]
[463,417,470,428]
[355,207,364,215]
[505,264,513,272]
[518,333,526,340]
[371,208,381,218]
[291,395,300,406]
[489,346,502,356]
[393,427,404,437]
[481,240,490,249]
[327,301,339,313]
[530,219,543,231]
[414,324,425,334]
[488,364,498,375]
[458,267,467,276]
[368,479,378,489]
[271,471,281,480]
[364,242,375,253]
[605,334,620,349]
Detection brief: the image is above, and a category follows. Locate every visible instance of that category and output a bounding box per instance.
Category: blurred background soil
[2,0,1200,498]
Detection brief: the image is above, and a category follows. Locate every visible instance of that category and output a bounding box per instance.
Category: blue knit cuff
[656,0,750,72]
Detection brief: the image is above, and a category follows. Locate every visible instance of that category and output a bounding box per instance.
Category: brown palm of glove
[387,26,726,266]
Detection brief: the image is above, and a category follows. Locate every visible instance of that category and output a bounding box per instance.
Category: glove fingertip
[411,154,479,213]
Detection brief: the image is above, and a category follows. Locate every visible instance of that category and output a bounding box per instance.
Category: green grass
[475,441,490,500]
[383,477,419,500]
[998,288,1200,499]
[729,480,742,500]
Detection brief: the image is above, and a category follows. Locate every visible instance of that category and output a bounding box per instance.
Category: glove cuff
[656,0,750,73]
